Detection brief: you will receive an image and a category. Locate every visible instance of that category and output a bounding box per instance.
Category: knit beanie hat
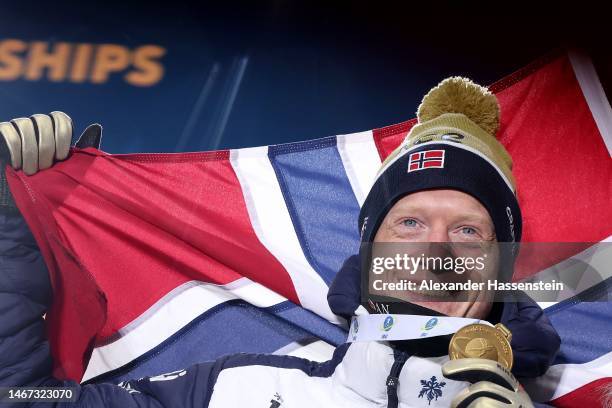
[359,77,521,247]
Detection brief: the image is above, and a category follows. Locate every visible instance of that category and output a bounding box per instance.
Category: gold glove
[0,111,73,175]
[442,358,534,408]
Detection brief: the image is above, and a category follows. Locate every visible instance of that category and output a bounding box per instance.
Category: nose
[426,224,450,243]
[425,225,453,266]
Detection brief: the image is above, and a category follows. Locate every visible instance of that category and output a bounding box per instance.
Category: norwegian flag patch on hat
[407,149,445,172]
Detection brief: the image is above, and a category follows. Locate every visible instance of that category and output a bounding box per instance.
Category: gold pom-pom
[417,77,500,135]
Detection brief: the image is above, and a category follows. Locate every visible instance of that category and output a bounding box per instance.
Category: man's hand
[0,111,102,211]
[0,111,103,175]
[442,358,534,408]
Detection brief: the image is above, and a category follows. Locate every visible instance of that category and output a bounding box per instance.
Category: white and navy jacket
[0,212,561,407]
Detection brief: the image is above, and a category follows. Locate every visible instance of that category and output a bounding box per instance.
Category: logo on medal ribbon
[423,317,438,331]
[381,315,394,332]
[420,317,439,337]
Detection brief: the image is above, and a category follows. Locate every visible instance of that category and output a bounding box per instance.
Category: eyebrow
[453,214,492,225]
[387,205,492,225]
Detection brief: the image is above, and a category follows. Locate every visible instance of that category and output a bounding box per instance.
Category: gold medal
[449,323,513,370]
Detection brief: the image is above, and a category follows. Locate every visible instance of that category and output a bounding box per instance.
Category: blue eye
[461,227,477,235]
[403,219,418,228]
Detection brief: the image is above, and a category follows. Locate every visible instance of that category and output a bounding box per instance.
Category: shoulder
[212,342,351,377]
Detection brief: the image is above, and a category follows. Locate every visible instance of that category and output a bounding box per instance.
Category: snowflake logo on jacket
[418,376,446,405]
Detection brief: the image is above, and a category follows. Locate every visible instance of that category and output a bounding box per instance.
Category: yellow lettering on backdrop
[0,39,27,80]
[0,39,167,86]
[91,44,131,83]
[70,43,94,83]
[25,42,71,81]
[126,45,166,87]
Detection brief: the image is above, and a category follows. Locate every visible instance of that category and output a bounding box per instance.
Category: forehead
[387,189,491,220]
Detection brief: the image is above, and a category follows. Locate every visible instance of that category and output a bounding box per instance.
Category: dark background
[0,1,609,153]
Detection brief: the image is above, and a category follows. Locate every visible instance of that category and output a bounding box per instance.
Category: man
[0,78,560,407]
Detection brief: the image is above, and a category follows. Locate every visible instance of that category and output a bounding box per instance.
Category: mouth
[407,287,464,300]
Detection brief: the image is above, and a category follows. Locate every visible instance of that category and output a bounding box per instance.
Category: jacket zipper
[386,348,408,408]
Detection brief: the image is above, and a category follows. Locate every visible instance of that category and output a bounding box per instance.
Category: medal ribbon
[347,314,491,342]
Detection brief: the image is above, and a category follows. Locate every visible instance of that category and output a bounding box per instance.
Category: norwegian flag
[6,49,612,406]
[407,149,445,172]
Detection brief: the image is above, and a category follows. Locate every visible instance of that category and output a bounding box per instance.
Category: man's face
[372,189,498,319]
